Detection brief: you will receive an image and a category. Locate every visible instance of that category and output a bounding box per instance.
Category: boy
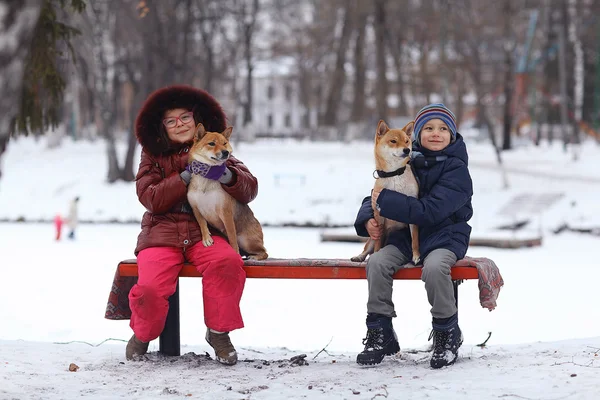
[354,103,473,369]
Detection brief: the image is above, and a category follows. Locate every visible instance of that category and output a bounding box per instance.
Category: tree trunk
[122,87,145,182]
[501,0,514,151]
[535,0,552,146]
[321,0,353,125]
[374,0,388,121]
[384,9,407,116]
[89,0,120,182]
[350,3,367,122]
[469,40,509,189]
[568,0,583,146]
[242,0,259,128]
[243,28,253,126]
[454,68,466,126]
[0,0,42,180]
[420,42,431,105]
[557,4,570,151]
[439,0,450,104]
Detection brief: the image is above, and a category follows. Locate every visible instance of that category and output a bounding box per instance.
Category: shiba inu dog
[187,123,268,260]
[352,120,420,264]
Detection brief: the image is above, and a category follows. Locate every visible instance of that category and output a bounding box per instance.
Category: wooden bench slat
[118,261,478,280]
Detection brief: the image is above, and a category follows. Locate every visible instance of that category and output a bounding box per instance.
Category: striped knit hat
[413,103,458,144]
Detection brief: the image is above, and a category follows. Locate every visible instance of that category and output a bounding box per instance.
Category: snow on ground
[2,337,599,400]
[1,136,600,398]
[1,223,600,399]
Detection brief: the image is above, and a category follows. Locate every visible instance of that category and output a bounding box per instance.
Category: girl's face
[163,108,196,144]
[419,118,451,151]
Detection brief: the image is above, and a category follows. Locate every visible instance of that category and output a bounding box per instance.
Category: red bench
[117,258,479,356]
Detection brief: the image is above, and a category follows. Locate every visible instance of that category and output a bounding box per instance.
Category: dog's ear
[222,126,233,140]
[402,121,415,137]
[376,120,389,137]
[194,123,206,141]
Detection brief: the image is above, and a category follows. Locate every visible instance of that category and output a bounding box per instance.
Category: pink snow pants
[129,236,246,342]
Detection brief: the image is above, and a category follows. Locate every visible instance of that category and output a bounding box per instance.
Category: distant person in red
[54,214,63,241]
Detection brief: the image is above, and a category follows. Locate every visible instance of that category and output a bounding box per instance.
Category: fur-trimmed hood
[135,85,227,156]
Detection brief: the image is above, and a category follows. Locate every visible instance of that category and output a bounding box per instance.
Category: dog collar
[186,160,227,180]
[374,166,406,179]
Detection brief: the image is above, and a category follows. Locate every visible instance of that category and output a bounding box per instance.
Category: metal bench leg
[453,280,459,309]
[160,281,181,356]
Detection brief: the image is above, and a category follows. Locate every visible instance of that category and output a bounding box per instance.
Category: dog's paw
[202,236,214,247]
[248,252,268,261]
[351,254,367,262]
[412,254,421,265]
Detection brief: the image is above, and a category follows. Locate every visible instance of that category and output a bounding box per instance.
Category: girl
[126,85,258,365]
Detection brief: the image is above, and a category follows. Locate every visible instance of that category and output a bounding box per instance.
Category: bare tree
[454,0,509,188]
[501,0,516,151]
[350,1,368,123]
[567,0,583,147]
[321,0,354,126]
[0,1,41,179]
[85,0,122,182]
[231,0,261,127]
[373,0,388,121]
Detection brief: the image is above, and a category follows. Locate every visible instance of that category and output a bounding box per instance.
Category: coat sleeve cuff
[180,170,192,186]
[218,167,234,185]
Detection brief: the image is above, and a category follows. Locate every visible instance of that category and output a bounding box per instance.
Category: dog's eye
[223,142,228,145]
[390,140,397,144]
[208,142,216,146]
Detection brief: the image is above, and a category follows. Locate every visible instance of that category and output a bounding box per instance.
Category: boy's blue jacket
[354,133,473,260]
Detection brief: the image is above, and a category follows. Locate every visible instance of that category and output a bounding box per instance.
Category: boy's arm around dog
[354,196,375,237]
[376,157,472,227]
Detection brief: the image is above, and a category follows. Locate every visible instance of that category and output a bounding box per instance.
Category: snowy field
[1,136,600,399]
[1,135,600,232]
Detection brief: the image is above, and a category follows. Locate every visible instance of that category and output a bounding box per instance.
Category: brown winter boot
[125,334,149,360]
[205,329,238,365]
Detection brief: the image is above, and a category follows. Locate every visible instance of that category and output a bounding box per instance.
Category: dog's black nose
[403,148,410,155]
[221,150,230,158]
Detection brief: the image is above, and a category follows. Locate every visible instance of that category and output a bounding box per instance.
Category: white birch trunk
[568,0,584,123]
[568,0,583,160]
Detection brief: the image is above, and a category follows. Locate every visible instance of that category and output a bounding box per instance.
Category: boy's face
[419,118,451,151]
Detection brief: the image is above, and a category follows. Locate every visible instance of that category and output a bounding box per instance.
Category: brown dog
[187,123,268,260]
[351,120,420,264]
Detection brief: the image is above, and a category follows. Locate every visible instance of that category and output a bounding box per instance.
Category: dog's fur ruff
[187,123,268,260]
[351,120,420,264]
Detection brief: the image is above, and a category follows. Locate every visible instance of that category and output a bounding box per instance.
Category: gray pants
[366,245,457,319]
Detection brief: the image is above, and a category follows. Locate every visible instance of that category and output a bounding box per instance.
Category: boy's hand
[365,218,383,240]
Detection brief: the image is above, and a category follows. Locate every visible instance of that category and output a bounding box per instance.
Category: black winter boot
[429,313,463,369]
[356,314,400,365]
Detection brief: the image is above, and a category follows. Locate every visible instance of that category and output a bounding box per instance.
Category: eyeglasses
[163,111,194,129]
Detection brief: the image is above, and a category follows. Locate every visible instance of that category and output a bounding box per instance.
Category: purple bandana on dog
[186,160,227,180]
